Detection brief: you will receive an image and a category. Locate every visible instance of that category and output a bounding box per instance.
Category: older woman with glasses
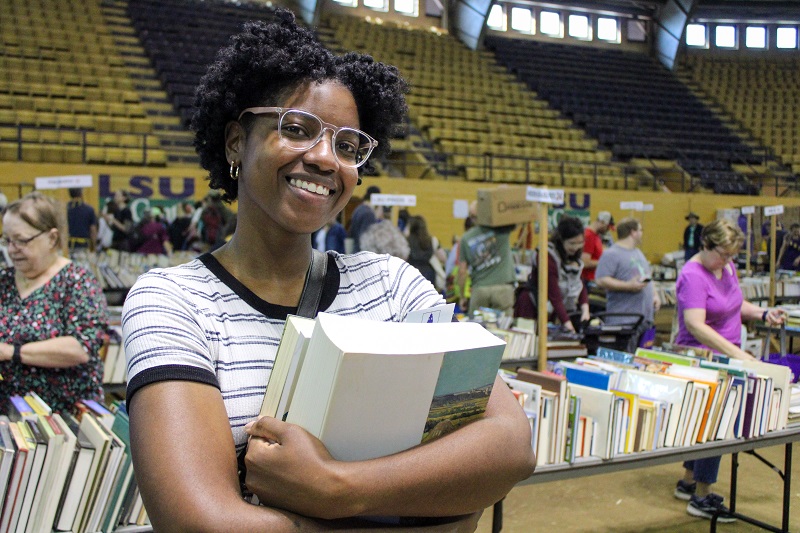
[121,10,534,532]
[0,192,109,415]
[672,217,785,522]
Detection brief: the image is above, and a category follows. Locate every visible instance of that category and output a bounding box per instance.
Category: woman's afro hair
[191,8,409,202]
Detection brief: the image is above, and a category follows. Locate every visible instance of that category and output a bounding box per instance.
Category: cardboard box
[476,186,536,227]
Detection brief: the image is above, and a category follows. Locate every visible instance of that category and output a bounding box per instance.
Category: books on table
[271,312,505,462]
[567,384,616,460]
[0,417,16,513]
[54,417,97,532]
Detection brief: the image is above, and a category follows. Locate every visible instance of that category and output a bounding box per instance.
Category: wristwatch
[12,344,22,364]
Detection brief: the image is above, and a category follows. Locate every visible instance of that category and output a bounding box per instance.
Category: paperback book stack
[0,394,148,533]
[500,345,791,466]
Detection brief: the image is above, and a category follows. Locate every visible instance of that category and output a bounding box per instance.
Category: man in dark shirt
[683,212,703,261]
[67,187,98,251]
[347,185,380,253]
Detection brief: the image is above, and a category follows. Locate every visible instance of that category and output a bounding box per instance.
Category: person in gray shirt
[595,217,661,351]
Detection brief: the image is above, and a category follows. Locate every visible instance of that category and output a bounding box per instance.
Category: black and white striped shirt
[122,251,443,448]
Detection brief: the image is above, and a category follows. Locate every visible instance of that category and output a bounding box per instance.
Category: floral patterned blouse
[0,262,109,415]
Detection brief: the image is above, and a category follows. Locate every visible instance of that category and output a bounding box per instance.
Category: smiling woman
[121,8,535,533]
[0,192,109,415]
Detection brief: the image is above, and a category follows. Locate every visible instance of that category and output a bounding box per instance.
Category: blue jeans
[684,456,721,485]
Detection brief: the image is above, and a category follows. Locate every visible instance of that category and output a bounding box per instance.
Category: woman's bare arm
[129,380,486,532]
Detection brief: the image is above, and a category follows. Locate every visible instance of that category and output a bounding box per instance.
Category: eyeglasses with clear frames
[237,107,378,169]
[0,229,47,249]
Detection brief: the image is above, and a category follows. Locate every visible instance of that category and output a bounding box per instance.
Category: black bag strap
[296,249,328,318]
[238,248,328,493]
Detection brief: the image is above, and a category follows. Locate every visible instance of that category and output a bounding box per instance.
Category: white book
[85,433,126,533]
[731,359,791,430]
[15,418,53,533]
[0,417,15,508]
[617,369,693,447]
[55,425,97,532]
[29,414,76,533]
[715,387,740,441]
[72,414,111,533]
[682,384,709,447]
[260,315,316,420]
[0,423,34,533]
[499,376,542,454]
[286,313,505,461]
[567,384,616,460]
[536,393,555,466]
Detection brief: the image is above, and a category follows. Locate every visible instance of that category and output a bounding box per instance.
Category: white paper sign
[526,186,564,204]
[371,194,416,207]
[620,201,643,210]
[453,200,469,219]
[35,174,93,190]
[741,206,755,215]
[764,205,784,217]
[640,204,654,212]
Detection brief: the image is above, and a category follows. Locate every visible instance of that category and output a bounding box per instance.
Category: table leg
[492,499,503,533]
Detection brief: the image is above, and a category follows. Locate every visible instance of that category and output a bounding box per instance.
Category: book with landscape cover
[280,312,505,462]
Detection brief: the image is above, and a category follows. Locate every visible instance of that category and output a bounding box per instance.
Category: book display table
[492,426,800,533]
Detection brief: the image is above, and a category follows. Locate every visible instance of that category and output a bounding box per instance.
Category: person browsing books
[672,217,785,522]
[121,11,535,533]
[514,216,590,332]
[594,217,660,352]
[581,210,611,286]
[0,192,109,415]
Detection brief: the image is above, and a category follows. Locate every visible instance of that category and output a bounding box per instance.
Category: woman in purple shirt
[673,218,785,522]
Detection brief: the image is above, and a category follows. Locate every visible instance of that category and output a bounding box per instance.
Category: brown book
[516,369,568,463]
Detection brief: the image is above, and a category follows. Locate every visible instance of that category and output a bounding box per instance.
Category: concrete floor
[476,443,800,532]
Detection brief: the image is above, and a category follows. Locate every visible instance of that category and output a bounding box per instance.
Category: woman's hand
[764,308,787,326]
[244,416,348,519]
[580,304,591,323]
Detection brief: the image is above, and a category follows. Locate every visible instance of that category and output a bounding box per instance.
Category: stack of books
[500,345,792,466]
[0,394,148,533]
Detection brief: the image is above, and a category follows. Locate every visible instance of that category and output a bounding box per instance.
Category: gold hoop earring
[229,161,240,180]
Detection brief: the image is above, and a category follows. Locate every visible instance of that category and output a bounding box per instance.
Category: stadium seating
[323,15,644,189]
[0,0,169,165]
[678,53,800,179]
[485,36,776,194]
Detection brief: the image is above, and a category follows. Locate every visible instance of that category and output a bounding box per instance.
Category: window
[331,0,357,6]
[540,10,561,37]
[568,14,590,40]
[745,26,766,48]
[777,27,798,49]
[627,19,646,42]
[364,0,388,11]
[395,0,417,16]
[487,4,506,31]
[511,7,534,34]
[715,25,737,48]
[597,17,618,42]
[686,23,707,47]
